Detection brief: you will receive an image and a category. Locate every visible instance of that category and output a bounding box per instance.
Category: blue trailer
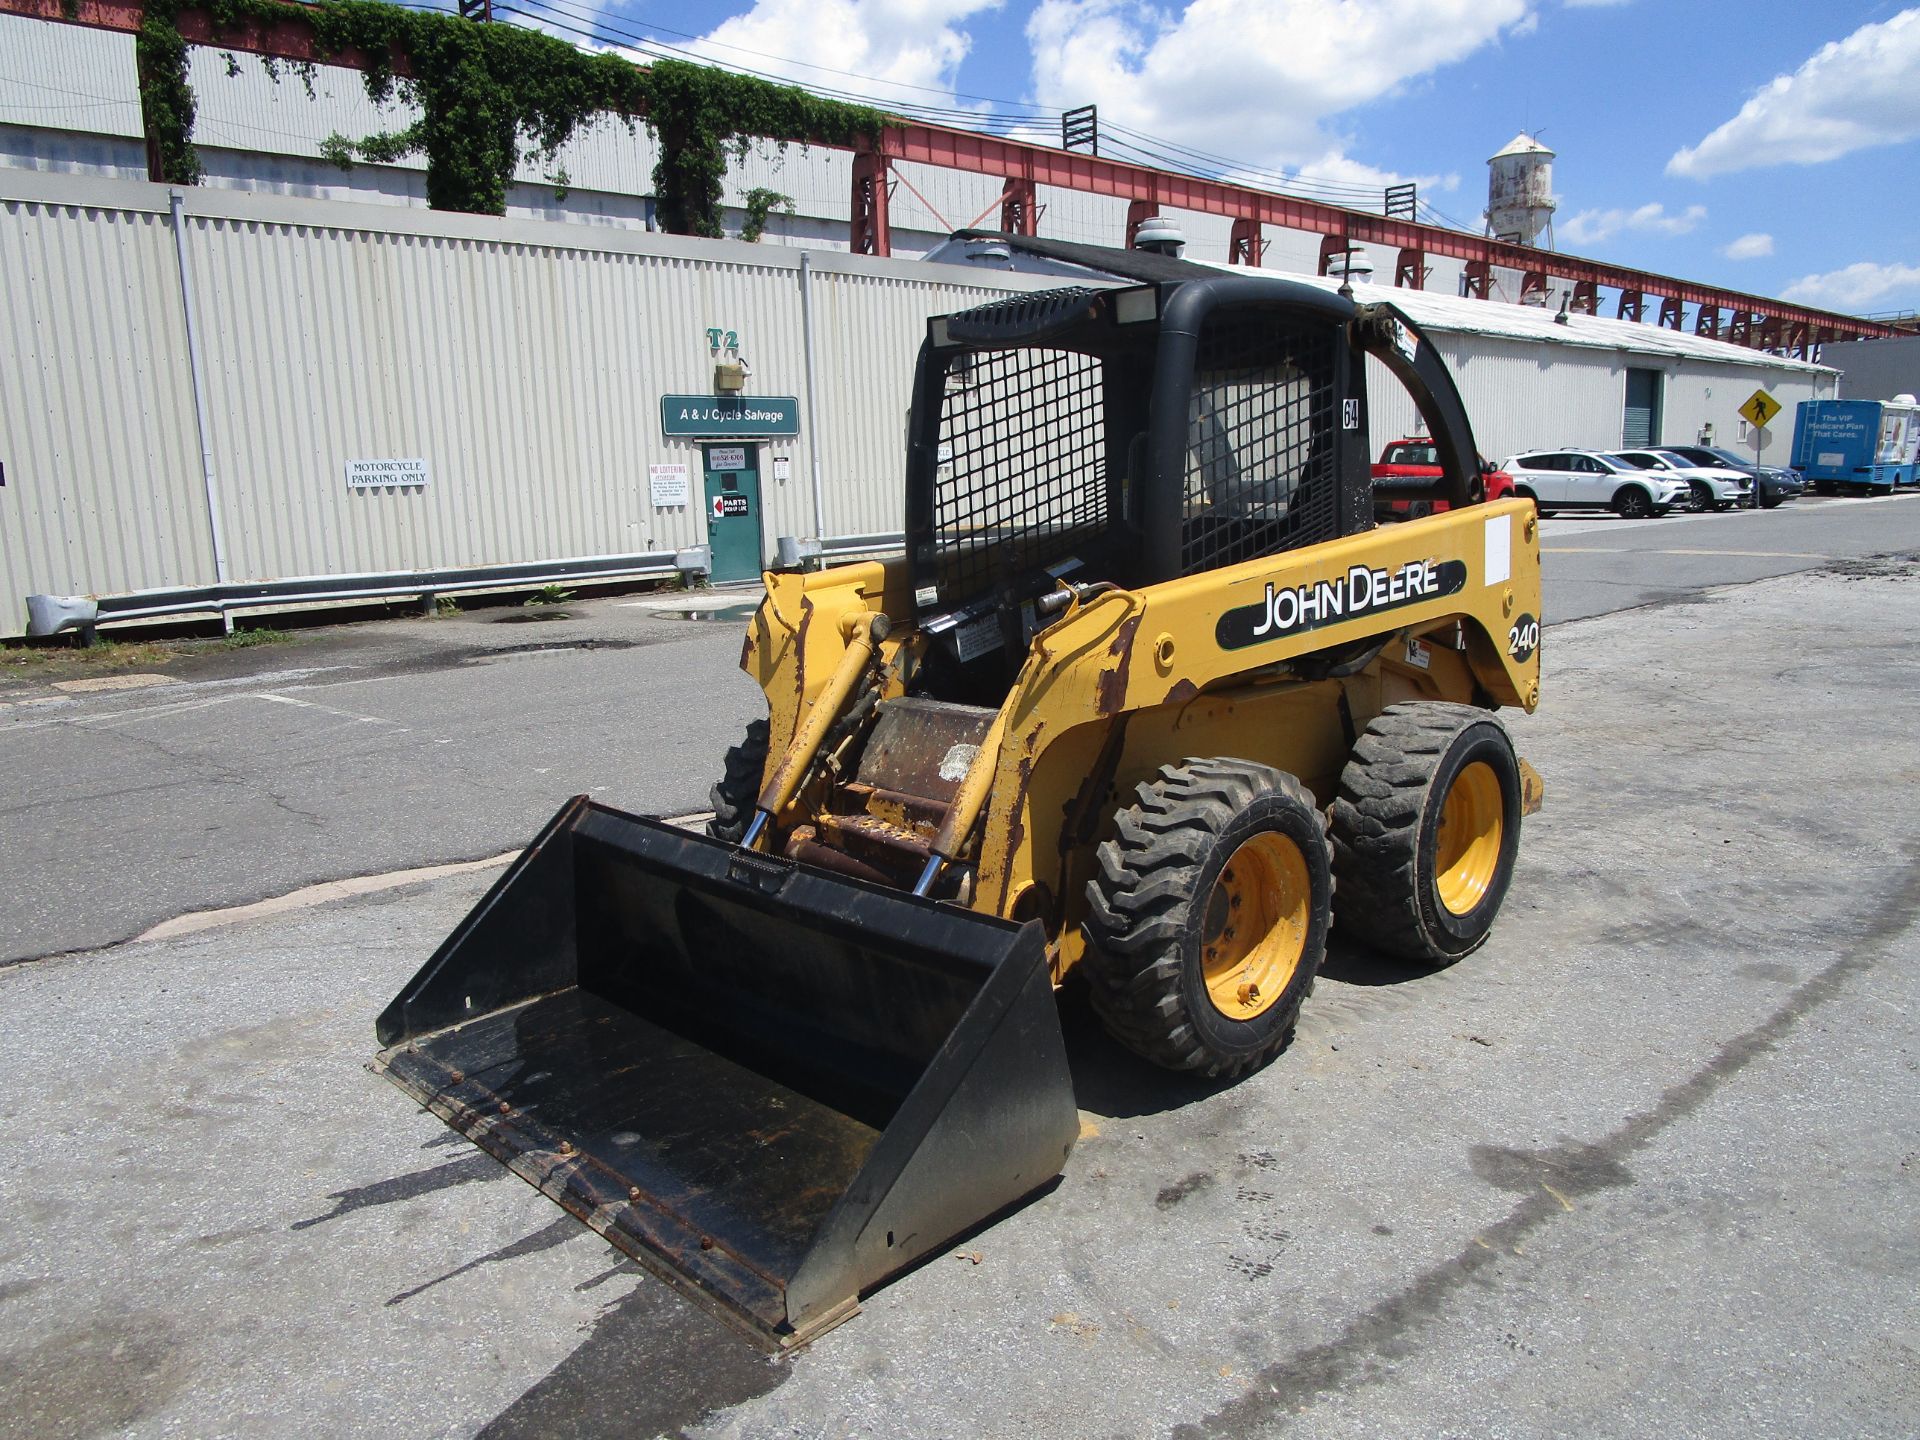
[1790,398,1919,495]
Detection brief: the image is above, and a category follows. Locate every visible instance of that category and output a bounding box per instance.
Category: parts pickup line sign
[660,395,799,438]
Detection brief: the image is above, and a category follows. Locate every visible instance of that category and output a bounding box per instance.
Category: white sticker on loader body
[1484,514,1511,586]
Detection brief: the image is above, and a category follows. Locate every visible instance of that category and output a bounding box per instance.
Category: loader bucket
[373,796,1078,1348]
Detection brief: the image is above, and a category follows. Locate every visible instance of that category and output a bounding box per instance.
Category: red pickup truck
[1371,438,1515,519]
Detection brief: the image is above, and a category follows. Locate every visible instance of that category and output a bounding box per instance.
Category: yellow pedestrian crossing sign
[1739,389,1781,430]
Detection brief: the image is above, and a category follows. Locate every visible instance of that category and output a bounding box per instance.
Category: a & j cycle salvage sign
[660,395,800,438]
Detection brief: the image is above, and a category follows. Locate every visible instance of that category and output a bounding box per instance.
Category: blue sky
[595,0,1920,314]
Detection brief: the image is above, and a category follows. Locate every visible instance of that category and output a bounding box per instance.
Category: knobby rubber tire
[706,718,770,842]
[1329,703,1521,966]
[1082,758,1332,1078]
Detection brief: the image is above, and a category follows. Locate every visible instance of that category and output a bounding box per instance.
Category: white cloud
[1024,0,1533,186]
[1668,8,1920,178]
[1559,202,1706,246]
[636,0,1004,112]
[1780,260,1920,311]
[1721,232,1773,260]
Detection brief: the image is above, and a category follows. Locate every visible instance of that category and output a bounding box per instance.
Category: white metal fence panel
[0,191,212,620]
[0,170,1069,635]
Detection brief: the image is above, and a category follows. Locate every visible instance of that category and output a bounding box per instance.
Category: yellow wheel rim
[1435,761,1504,916]
[1201,832,1311,1020]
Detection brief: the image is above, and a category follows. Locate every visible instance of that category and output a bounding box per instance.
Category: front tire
[706,718,770,842]
[1614,486,1655,520]
[1330,704,1522,966]
[1083,759,1332,1077]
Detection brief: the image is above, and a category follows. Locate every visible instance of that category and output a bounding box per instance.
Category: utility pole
[1061,105,1097,156]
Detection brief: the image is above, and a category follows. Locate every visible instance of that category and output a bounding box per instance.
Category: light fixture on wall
[715,352,751,391]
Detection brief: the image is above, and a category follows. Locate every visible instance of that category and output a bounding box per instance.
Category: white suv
[1615,449,1752,511]
[1498,448,1690,519]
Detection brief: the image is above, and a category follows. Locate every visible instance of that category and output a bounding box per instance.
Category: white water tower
[1486,132,1556,248]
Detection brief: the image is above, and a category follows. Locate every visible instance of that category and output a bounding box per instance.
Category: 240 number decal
[1507,613,1539,664]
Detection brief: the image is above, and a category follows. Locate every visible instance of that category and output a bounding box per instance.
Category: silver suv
[1497,448,1690,519]
[1616,449,1752,511]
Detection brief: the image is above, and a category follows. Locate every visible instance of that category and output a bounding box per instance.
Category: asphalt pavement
[1,496,1917,1438]
[0,598,764,961]
[2,494,1913,965]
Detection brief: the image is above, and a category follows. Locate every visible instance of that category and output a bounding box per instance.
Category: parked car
[1497,448,1689,519]
[1661,445,1804,508]
[1370,438,1515,520]
[1615,449,1751,511]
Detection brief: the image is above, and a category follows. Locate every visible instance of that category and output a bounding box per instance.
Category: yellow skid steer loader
[375,238,1543,1348]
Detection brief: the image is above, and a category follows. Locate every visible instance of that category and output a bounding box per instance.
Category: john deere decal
[1216,558,1468,650]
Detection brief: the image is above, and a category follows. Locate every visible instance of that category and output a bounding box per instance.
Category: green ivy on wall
[739,187,793,244]
[137,0,202,184]
[137,0,886,230]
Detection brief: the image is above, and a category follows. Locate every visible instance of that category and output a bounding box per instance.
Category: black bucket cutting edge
[373,796,1079,1349]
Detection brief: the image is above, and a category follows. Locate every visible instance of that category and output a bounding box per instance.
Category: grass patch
[1,625,298,683]
[2,639,175,672]
[219,626,293,648]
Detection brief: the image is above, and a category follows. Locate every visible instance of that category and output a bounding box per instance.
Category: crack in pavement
[1175,845,1920,1439]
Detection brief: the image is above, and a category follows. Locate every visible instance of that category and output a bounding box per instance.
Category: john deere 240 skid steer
[374,238,1543,1348]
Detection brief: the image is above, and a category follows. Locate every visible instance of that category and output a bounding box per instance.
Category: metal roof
[1293,272,1837,375]
[944,231,1837,376]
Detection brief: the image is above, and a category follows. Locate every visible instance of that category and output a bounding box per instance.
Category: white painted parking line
[254,691,411,730]
[0,666,356,733]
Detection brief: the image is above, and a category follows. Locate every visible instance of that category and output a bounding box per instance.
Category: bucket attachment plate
[374,797,1077,1348]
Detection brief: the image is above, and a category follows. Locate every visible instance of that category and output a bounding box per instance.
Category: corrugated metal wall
[0,191,214,616]
[0,168,1063,636]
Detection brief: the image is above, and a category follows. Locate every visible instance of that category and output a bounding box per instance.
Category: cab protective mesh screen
[931,347,1106,605]
[1180,315,1338,576]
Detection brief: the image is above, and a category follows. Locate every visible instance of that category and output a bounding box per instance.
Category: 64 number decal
[1507,612,1539,664]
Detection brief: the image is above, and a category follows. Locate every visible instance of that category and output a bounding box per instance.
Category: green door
[702,444,763,583]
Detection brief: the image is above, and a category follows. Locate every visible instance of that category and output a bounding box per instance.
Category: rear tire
[1614,486,1654,520]
[706,718,770,842]
[1515,486,1552,518]
[1082,759,1331,1078]
[1330,704,1521,966]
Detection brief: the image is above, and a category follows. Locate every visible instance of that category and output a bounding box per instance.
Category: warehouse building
[1,161,1840,639]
